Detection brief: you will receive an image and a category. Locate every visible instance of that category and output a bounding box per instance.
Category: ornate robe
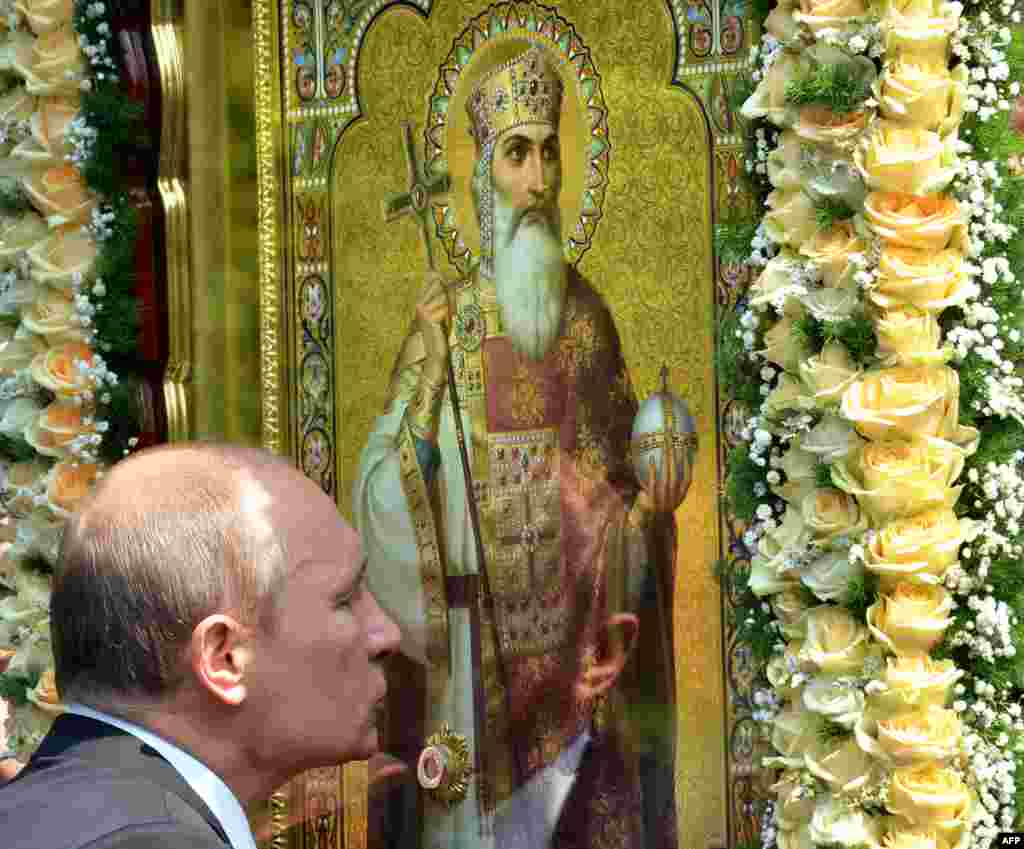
[354,266,677,849]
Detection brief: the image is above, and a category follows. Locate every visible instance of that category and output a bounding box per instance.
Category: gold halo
[439,31,589,263]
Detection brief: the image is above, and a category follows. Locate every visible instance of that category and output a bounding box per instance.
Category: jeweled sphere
[631,368,697,498]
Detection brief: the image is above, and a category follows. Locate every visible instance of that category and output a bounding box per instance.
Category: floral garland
[721,0,1024,846]
[0,0,143,757]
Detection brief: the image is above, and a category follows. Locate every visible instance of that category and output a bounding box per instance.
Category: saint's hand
[635,441,692,516]
[416,272,451,377]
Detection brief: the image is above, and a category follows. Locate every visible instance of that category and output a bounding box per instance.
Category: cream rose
[19,27,86,94]
[20,286,84,343]
[768,131,805,192]
[840,365,978,448]
[764,373,816,418]
[775,445,819,504]
[874,305,948,367]
[864,192,965,253]
[871,656,962,715]
[774,587,814,638]
[0,332,46,376]
[26,94,79,161]
[866,507,966,586]
[861,706,962,765]
[801,415,864,463]
[808,794,880,846]
[800,221,864,289]
[802,488,867,544]
[870,246,975,313]
[876,825,946,848]
[15,0,75,35]
[27,226,98,290]
[3,457,48,515]
[749,250,806,311]
[23,164,95,224]
[764,189,819,249]
[795,0,868,33]
[801,605,870,673]
[24,399,95,457]
[888,763,971,847]
[752,507,810,596]
[777,825,814,849]
[880,60,966,136]
[800,342,862,404]
[772,703,824,764]
[855,122,957,195]
[773,771,817,830]
[832,438,964,524]
[801,549,865,603]
[0,210,49,262]
[46,460,98,517]
[741,51,801,125]
[29,340,94,396]
[768,640,808,699]
[867,582,953,655]
[795,106,869,148]
[803,675,866,728]
[805,736,874,795]
[761,307,808,372]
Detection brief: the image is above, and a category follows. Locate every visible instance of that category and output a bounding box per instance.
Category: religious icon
[354,14,692,849]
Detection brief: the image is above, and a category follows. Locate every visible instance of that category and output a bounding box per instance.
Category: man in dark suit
[0,443,401,849]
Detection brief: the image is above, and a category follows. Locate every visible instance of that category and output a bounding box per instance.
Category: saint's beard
[492,191,566,362]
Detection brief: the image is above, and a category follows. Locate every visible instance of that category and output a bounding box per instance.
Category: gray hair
[52,444,289,705]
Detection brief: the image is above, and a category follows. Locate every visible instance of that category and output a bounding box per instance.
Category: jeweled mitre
[466,45,563,145]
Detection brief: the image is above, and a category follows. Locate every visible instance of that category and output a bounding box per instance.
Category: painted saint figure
[355,41,685,849]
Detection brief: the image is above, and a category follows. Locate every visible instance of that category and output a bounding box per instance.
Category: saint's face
[491,123,561,234]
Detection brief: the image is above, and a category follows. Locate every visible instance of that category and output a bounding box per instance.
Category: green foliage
[78,88,148,197]
[815,462,834,489]
[733,591,782,666]
[844,571,878,620]
[0,178,29,215]
[785,62,873,115]
[750,0,774,29]
[0,671,39,707]
[818,718,852,744]
[793,314,826,353]
[814,197,857,230]
[729,73,757,113]
[956,349,990,426]
[715,216,758,266]
[717,310,763,407]
[726,444,766,522]
[0,434,38,463]
[97,379,144,464]
[793,314,877,365]
[91,194,140,357]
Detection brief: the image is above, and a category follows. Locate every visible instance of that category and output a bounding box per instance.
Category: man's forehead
[498,124,559,145]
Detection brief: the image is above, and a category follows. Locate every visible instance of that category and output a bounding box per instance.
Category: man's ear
[189,614,254,707]
[575,612,639,701]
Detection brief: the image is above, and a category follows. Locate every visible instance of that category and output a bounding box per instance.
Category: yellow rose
[796,105,869,148]
[872,656,962,715]
[800,221,864,289]
[840,366,978,447]
[870,707,962,765]
[28,94,80,159]
[15,0,75,34]
[26,668,63,716]
[773,703,823,763]
[776,445,819,504]
[29,340,94,396]
[876,825,946,849]
[762,308,808,372]
[855,122,955,195]
[874,305,948,367]
[867,582,953,655]
[883,0,961,66]
[801,605,870,673]
[880,60,966,135]
[27,226,97,290]
[46,460,98,516]
[871,247,974,313]
[749,250,806,311]
[802,675,866,728]
[24,399,95,457]
[765,189,820,249]
[864,193,965,253]
[18,27,85,94]
[0,211,49,262]
[795,0,868,33]
[800,342,862,404]
[741,51,801,125]
[773,771,817,830]
[802,487,867,544]
[20,286,84,344]
[888,763,971,846]
[23,164,95,224]
[833,439,964,524]
[867,507,966,586]
[768,130,805,192]
[764,373,816,417]
[805,736,873,794]
[0,332,46,376]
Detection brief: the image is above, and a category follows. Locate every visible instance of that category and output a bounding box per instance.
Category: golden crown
[466,45,563,145]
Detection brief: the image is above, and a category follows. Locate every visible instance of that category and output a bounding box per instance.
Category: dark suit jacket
[0,713,231,849]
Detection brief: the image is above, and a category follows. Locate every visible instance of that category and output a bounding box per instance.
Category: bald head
[52,443,312,706]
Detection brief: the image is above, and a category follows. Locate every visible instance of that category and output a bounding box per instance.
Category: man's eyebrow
[501,133,533,149]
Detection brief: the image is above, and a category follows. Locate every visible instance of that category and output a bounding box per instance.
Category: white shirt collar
[65,703,257,849]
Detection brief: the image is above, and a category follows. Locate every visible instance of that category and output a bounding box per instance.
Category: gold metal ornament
[417,724,472,806]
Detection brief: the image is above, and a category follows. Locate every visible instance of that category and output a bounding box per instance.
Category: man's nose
[525,151,547,196]
[367,589,401,658]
